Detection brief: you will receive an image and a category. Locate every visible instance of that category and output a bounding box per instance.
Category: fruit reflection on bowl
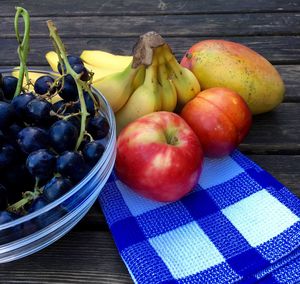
[0,69,116,263]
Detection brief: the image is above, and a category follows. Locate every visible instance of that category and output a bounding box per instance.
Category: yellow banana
[80,50,132,71]
[12,70,43,91]
[11,69,59,90]
[45,51,61,72]
[45,51,128,82]
[11,69,62,103]
[92,61,142,113]
[132,67,145,90]
[83,63,121,82]
[156,48,177,112]
[162,44,201,111]
[115,59,161,135]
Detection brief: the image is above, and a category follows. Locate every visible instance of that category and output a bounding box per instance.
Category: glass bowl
[0,69,116,263]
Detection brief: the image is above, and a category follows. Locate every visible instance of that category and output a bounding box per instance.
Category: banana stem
[47,20,88,150]
[156,48,169,82]
[161,44,174,62]
[145,56,161,111]
[14,7,31,97]
[159,44,181,75]
[156,46,165,66]
[144,51,159,85]
[165,56,180,75]
[144,64,157,86]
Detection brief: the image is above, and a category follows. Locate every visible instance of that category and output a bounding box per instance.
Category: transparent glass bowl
[0,69,116,263]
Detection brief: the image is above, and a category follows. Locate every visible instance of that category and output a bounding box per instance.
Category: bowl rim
[0,68,116,230]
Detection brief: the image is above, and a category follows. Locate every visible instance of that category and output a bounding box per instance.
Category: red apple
[181,87,252,158]
[115,111,203,202]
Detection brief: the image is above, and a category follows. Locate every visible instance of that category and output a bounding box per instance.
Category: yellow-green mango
[180,40,285,114]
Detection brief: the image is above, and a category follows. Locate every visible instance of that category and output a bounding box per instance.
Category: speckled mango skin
[180,40,285,115]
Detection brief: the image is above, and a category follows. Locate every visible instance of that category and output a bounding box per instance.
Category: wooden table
[0,1,299,283]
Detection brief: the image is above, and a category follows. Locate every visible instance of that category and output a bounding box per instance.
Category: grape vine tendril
[14,7,31,98]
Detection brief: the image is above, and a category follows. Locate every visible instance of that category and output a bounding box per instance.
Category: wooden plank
[1,13,300,38]
[0,273,131,284]
[74,203,108,231]
[1,0,300,16]
[247,155,300,196]
[1,36,300,66]
[0,231,132,284]
[241,102,300,152]
[276,65,300,102]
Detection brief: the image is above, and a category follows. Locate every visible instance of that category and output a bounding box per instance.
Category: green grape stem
[85,131,94,142]
[14,7,31,97]
[47,20,88,150]
[7,197,31,214]
[7,179,40,213]
[63,112,81,120]
[83,83,100,111]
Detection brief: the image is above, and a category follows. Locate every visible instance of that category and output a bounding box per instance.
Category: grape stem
[7,197,31,213]
[7,178,41,213]
[85,131,94,142]
[50,110,81,121]
[14,7,31,97]
[47,20,88,150]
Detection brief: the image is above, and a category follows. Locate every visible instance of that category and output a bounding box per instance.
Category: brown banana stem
[132,31,166,68]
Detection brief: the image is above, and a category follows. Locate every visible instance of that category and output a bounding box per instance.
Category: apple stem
[167,134,179,146]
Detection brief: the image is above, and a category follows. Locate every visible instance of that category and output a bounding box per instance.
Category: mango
[180,40,285,114]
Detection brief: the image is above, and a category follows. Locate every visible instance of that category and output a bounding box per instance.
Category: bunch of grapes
[0,54,110,225]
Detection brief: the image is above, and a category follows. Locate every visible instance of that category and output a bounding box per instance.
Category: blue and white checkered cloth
[98,150,300,283]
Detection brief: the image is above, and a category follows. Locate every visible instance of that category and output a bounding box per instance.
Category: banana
[84,63,121,82]
[162,44,201,111]
[45,51,128,82]
[80,50,132,71]
[12,70,42,91]
[11,69,58,91]
[11,69,62,103]
[156,48,177,111]
[92,61,142,113]
[132,67,145,90]
[45,51,60,72]
[115,58,161,135]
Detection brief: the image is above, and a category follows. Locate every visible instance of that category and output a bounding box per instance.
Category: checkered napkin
[98,150,300,284]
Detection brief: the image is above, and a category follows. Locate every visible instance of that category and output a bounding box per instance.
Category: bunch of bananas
[114,42,200,134]
[45,32,201,134]
[113,44,200,134]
